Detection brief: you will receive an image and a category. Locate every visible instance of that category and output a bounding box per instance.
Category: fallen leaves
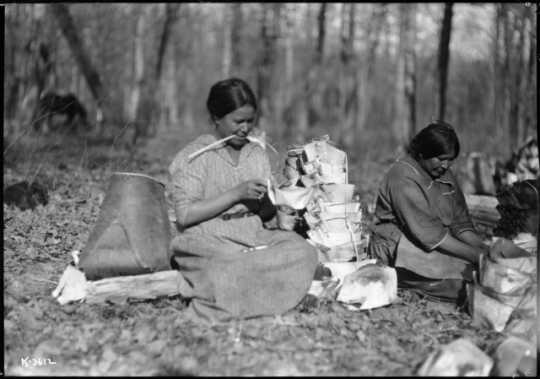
[3,137,505,376]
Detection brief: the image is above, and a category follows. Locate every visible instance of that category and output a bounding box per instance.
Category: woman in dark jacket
[368,121,489,303]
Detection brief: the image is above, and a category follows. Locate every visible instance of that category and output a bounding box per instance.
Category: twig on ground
[28,277,58,284]
[76,139,89,174]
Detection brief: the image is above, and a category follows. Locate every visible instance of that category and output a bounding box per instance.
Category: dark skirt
[368,231,472,304]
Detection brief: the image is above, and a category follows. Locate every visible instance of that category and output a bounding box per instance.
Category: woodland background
[3,3,538,376]
[4,3,537,157]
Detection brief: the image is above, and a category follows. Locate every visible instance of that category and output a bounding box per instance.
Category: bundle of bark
[279,136,368,263]
[284,138,400,310]
[464,178,538,375]
[464,235,537,377]
[308,259,397,311]
[419,236,537,376]
[467,236,537,342]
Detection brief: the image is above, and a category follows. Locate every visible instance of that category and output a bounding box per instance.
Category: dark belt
[220,211,256,221]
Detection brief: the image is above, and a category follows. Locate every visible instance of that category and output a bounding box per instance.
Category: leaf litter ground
[3,133,504,376]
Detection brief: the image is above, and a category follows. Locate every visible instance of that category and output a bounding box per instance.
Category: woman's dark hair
[407,120,460,160]
[206,77,257,119]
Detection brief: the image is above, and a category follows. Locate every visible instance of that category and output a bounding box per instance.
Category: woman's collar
[398,154,454,187]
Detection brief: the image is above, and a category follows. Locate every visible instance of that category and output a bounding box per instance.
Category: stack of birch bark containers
[284,136,368,263]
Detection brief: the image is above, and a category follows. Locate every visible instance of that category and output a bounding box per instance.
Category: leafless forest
[4,3,537,155]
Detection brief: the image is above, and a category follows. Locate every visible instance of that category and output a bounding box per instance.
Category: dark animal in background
[33,92,90,133]
[4,181,49,211]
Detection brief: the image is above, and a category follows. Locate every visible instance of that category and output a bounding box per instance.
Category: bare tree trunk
[293,4,316,141]
[316,3,327,65]
[257,5,270,119]
[25,9,55,130]
[231,3,243,72]
[356,4,387,134]
[132,4,180,145]
[222,6,232,78]
[522,5,536,141]
[338,4,348,128]
[405,10,417,140]
[256,4,280,123]
[437,2,453,121]
[23,6,39,101]
[5,6,20,122]
[49,4,112,134]
[338,4,356,147]
[48,6,91,92]
[271,4,283,127]
[394,4,417,147]
[292,3,315,142]
[131,8,146,122]
[346,3,356,111]
[345,3,358,148]
[493,4,503,141]
[155,4,179,82]
[308,2,328,129]
[508,8,526,152]
[502,5,511,156]
[152,3,180,136]
[284,8,294,106]
[164,53,179,128]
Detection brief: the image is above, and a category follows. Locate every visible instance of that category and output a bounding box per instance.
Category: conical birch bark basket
[79,172,172,280]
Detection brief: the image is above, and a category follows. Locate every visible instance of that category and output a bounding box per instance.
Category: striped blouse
[168,134,273,247]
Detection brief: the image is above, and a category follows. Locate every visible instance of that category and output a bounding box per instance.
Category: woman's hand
[176,179,267,228]
[489,238,531,259]
[276,205,299,231]
[439,235,487,266]
[233,179,267,201]
[457,230,490,252]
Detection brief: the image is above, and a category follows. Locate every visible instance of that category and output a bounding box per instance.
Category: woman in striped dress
[168,78,318,322]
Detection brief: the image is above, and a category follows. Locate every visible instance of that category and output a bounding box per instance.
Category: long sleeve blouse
[372,154,475,252]
[168,134,273,247]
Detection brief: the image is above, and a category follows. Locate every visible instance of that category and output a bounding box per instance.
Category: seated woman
[168,78,318,322]
[367,121,489,303]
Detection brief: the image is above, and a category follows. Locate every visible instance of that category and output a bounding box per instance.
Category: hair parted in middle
[206,77,258,120]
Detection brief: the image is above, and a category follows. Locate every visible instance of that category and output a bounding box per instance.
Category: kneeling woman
[368,121,489,303]
[168,78,317,322]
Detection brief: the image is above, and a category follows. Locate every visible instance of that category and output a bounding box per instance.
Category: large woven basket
[79,172,172,280]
